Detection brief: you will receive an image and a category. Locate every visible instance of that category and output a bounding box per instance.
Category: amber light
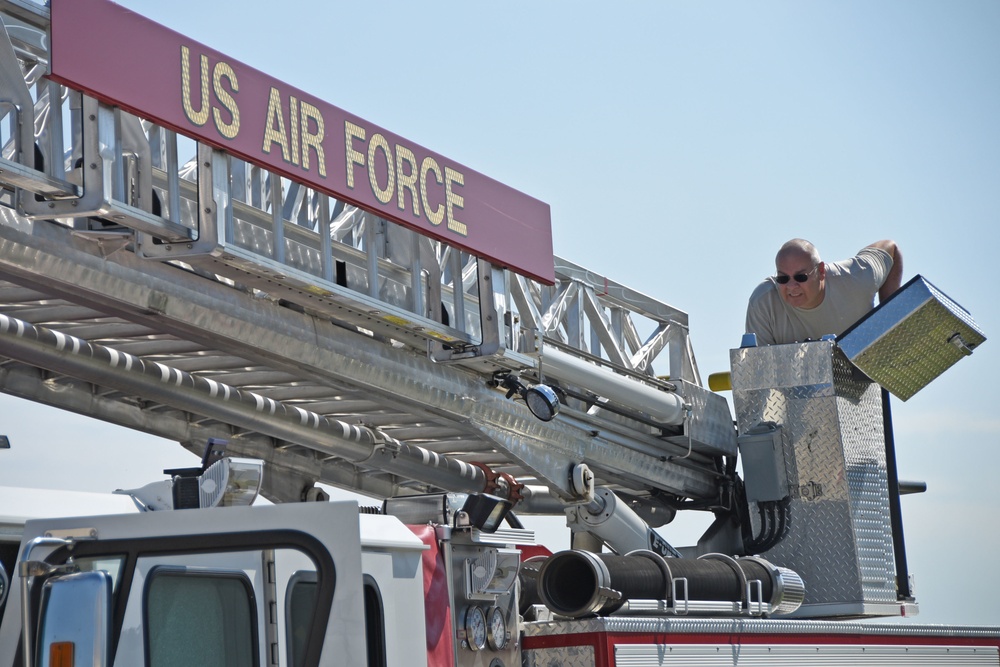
[49,641,74,667]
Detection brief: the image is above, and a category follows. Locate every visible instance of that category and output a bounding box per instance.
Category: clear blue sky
[2,0,998,625]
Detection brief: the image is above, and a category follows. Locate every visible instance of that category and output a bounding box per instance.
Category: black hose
[517,557,545,615]
[537,550,786,618]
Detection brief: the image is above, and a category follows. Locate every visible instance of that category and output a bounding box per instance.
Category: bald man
[745,239,903,346]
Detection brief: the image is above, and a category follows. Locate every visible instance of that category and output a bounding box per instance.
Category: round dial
[464,606,487,651]
[487,606,508,650]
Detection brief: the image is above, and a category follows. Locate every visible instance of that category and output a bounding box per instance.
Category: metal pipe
[516,485,572,515]
[566,487,682,558]
[882,388,913,600]
[0,312,487,495]
[540,346,686,425]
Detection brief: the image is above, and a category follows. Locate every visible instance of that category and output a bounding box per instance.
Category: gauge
[487,606,508,650]
[463,606,487,651]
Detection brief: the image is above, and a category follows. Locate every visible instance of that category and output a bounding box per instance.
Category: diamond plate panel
[731,341,897,616]
[676,380,739,457]
[838,276,986,401]
[523,645,595,667]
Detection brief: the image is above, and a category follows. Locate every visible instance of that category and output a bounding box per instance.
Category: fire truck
[0,0,996,665]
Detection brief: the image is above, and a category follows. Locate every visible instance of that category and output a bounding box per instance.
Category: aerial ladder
[0,0,733,542]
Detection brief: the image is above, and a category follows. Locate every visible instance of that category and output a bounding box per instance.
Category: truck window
[145,567,258,667]
[362,575,387,667]
[75,555,125,593]
[286,573,384,667]
[286,573,317,667]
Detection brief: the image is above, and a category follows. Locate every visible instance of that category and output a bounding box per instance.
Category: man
[745,239,903,345]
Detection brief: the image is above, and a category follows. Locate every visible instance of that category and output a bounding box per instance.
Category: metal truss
[0,1,732,514]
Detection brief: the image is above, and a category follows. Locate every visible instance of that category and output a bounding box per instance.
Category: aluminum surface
[613,644,998,666]
[523,645,595,667]
[838,275,986,401]
[523,616,1000,638]
[0,207,720,506]
[731,341,898,617]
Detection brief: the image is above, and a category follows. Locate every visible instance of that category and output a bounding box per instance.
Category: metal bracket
[0,19,78,197]
[19,94,192,241]
[428,259,504,362]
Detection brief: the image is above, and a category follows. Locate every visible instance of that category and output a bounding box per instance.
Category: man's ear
[817,262,827,279]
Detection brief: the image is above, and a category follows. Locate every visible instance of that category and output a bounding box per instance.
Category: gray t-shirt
[745,247,893,345]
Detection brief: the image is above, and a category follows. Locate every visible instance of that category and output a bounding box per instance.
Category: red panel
[518,544,553,561]
[408,524,455,667]
[49,0,554,284]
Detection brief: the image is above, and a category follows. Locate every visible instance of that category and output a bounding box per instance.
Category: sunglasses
[774,266,817,285]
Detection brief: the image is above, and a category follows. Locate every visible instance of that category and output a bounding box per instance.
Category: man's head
[774,239,826,309]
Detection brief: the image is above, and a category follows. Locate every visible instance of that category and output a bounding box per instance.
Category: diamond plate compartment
[731,341,897,617]
[837,275,986,401]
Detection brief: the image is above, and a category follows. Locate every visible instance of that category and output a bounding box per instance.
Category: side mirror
[36,571,112,667]
[0,565,8,609]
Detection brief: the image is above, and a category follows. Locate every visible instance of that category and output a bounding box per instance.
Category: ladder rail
[3,0,697,386]
[1,0,737,509]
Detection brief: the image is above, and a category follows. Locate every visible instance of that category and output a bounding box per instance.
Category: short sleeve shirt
[745,247,893,345]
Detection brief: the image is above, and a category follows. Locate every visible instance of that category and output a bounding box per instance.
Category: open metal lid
[837,275,986,401]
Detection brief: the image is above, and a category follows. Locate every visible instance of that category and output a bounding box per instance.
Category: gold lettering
[211,62,240,139]
[300,101,326,177]
[367,133,394,205]
[289,96,300,166]
[262,87,290,161]
[420,157,444,226]
[180,46,209,126]
[444,167,467,236]
[344,121,366,189]
[395,145,419,216]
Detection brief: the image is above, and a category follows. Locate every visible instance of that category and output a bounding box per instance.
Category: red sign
[49,0,554,283]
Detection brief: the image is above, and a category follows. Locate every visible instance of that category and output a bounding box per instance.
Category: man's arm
[745,283,777,345]
[865,240,903,302]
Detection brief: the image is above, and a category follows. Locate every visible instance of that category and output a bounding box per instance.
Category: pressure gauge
[463,606,487,651]
[487,606,508,650]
